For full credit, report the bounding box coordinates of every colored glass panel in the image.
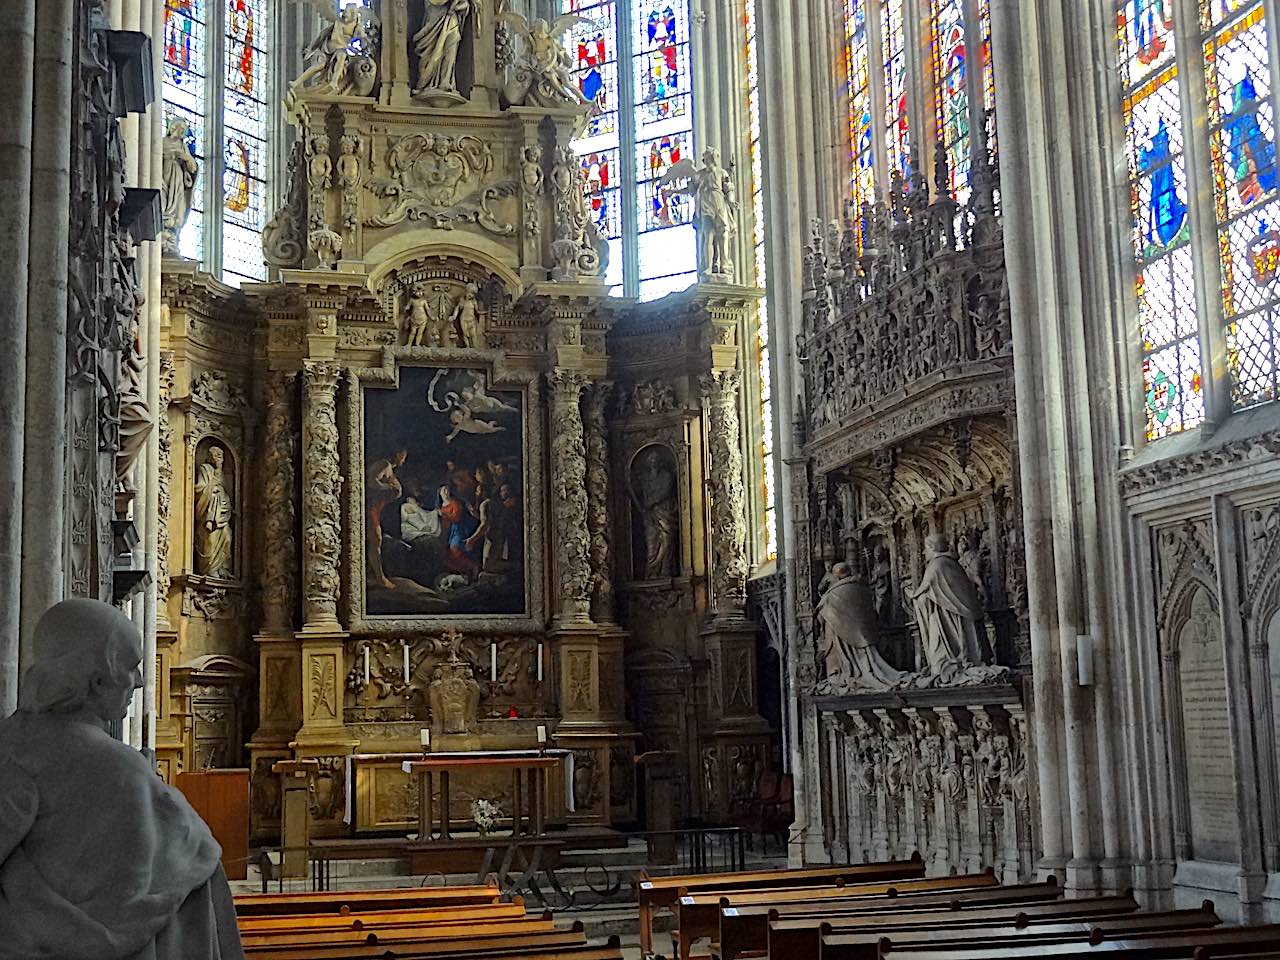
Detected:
[746,0,773,559]
[566,0,620,139]
[882,0,912,182]
[1204,1,1280,408]
[846,0,874,245]
[933,0,969,203]
[222,0,269,282]
[164,0,205,88]
[977,0,996,152]
[163,0,206,262]
[1119,0,1204,438]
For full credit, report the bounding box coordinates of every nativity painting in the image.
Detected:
[363,366,526,616]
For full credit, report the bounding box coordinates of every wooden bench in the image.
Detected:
[750,892,1135,960]
[243,920,587,959]
[817,906,1221,960]
[674,871,999,960]
[238,901,528,935]
[241,914,557,951]
[235,883,502,917]
[874,925,1280,960]
[638,858,925,959]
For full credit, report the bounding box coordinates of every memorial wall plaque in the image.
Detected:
[1177,588,1239,864]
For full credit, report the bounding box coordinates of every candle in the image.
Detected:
[363,646,370,686]
[402,641,410,683]
[536,642,544,683]
[536,724,547,745]
[490,642,497,682]
[420,728,431,750]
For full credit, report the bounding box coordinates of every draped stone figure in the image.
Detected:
[414,0,475,97]
[631,446,678,579]
[815,563,906,693]
[160,118,199,254]
[194,446,233,578]
[656,147,739,279]
[911,533,987,678]
[0,600,245,960]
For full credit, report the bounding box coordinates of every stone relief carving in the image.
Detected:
[260,372,298,632]
[429,633,482,737]
[701,370,748,614]
[309,756,347,822]
[114,313,153,487]
[191,370,248,413]
[629,444,679,580]
[657,147,739,280]
[572,748,602,810]
[263,140,309,269]
[550,147,604,280]
[548,370,593,619]
[193,443,234,579]
[365,134,514,235]
[566,650,593,712]
[520,144,544,238]
[584,382,616,620]
[156,353,175,619]
[302,362,344,623]
[160,116,199,254]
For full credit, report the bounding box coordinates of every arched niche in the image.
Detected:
[626,443,681,581]
[192,436,238,581]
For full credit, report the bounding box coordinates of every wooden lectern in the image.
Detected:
[272,759,319,879]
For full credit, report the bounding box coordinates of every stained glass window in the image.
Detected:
[932,0,969,202]
[565,0,698,299]
[161,0,271,285]
[746,0,774,559]
[1117,0,1205,438]
[846,0,875,244]
[882,0,913,182]
[1203,2,1280,409]
[162,0,206,261]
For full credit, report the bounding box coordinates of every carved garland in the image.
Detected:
[156,352,176,624]
[260,371,298,632]
[701,370,749,615]
[584,382,615,622]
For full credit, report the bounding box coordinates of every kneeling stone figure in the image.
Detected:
[0,599,245,960]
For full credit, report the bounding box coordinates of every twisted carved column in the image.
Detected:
[548,370,592,621]
[583,381,615,622]
[701,369,748,616]
[261,370,298,632]
[155,351,175,630]
[301,361,343,628]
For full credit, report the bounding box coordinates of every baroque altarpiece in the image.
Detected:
[793,137,1037,879]
[153,1,769,839]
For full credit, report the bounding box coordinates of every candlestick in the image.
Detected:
[363,646,370,686]
[420,728,431,751]
[402,641,410,683]
[536,724,547,745]
[490,641,497,682]
[536,642,543,683]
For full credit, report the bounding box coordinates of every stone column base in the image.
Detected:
[552,727,642,827]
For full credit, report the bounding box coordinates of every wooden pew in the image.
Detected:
[713,881,1071,960]
[875,925,1280,960]
[234,883,502,917]
[238,901,528,935]
[817,906,1221,960]
[675,871,999,960]
[638,858,925,959]
[242,919,588,959]
[241,914,557,951]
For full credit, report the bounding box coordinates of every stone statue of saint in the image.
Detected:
[160,117,199,254]
[414,0,475,97]
[656,147,739,279]
[0,599,245,959]
[194,445,233,578]
[631,447,677,579]
[815,562,906,693]
[911,533,987,677]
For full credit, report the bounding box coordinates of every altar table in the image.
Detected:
[402,751,570,842]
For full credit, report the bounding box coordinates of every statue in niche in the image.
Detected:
[911,534,998,682]
[871,544,892,619]
[630,445,678,580]
[160,117,199,254]
[449,282,484,348]
[657,147,739,279]
[955,533,988,609]
[292,4,379,99]
[0,600,245,958]
[194,444,233,578]
[814,562,905,693]
[414,0,475,99]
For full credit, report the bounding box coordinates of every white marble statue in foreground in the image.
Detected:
[0,599,245,960]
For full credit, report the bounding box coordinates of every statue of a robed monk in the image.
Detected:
[0,599,245,960]
[815,562,905,693]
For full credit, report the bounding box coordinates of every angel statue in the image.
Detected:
[498,11,590,108]
[290,2,380,101]
[656,146,739,280]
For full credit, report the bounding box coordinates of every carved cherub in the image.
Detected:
[292,2,380,98]
[337,135,362,189]
[404,284,432,347]
[450,282,483,348]
[499,11,589,107]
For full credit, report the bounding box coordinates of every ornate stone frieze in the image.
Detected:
[1119,429,1280,498]
[584,382,616,621]
[263,140,309,269]
[156,353,176,624]
[548,370,593,620]
[191,369,248,413]
[700,370,749,615]
[301,362,344,625]
[260,372,298,632]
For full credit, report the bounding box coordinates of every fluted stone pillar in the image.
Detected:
[0,0,36,715]
[548,369,592,623]
[700,369,749,617]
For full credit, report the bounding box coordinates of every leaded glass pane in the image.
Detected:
[882,0,912,182]
[163,0,206,263]
[222,0,269,282]
[846,0,874,244]
[932,0,969,203]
